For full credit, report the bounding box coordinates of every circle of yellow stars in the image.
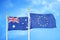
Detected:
[37,16,49,27]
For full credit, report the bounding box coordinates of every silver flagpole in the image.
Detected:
[6,12,8,40]
[28,8,30,40]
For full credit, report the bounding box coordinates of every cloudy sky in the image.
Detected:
[0,0,60,40]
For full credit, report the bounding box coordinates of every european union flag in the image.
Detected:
[30,13,56,28]
[8,17,28,31]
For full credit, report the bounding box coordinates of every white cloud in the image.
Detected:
[57,0,60,2]
[53,12,60,18]
[29,0,54,13]
[42,1,48,5]
[31,0,42,5]
[30,0,60,11]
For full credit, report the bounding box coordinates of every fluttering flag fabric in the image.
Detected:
[8,17,28,31]
[8,13,56,31]
[30,13,56,28]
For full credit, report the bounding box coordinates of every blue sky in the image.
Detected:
[0,0,60,40]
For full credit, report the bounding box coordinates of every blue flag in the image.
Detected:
[8,17,28,31]
[30,13,56,28]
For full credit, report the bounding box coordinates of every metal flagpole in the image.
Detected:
[6,12,8,40]
[28,8,30,40]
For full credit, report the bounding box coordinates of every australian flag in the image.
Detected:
[8,17,28,31]
[30,13,56,28]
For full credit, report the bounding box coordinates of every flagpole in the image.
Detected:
[28,8,30,40]
[6,12,8,40]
